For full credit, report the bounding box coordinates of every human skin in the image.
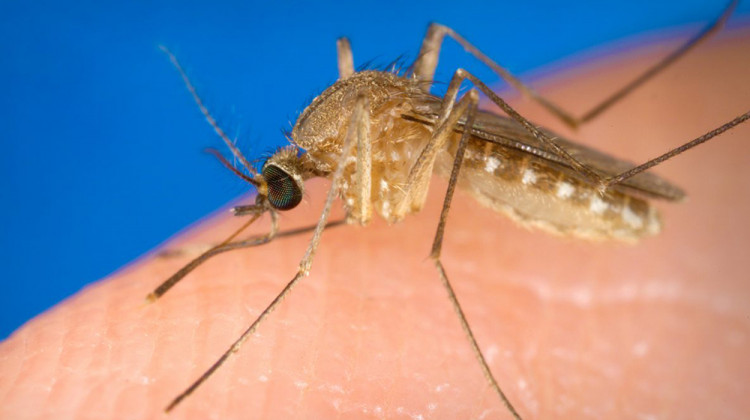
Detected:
[1,31,748,420]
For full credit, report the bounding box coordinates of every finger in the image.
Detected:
[1,32,748,420]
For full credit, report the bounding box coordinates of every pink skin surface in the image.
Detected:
[1,32,748,420]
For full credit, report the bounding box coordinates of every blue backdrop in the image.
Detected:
[2,1,748,338]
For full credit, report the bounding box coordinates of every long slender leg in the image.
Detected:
[394,81,524,417]
[391,81,523,417]
[395,71,480,216]
[164,95,370,412]
[412,22,577,128]
[604,110,750,187]
[412,1,737,129]
[438,107,524,420]
[352,86,373,224]
[337,37,372,222]
[157,219,346,259]
[412,85,521,420]
[147,209,278,302]
[337,37,355,79]
[299,94,369,273]
[578,0,737,124]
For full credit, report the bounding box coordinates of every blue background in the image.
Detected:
[2,1,748,338]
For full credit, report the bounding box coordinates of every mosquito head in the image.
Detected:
[258,146,305,211]
[205,145,306,212]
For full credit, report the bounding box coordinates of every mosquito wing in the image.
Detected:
[409,101,686,201]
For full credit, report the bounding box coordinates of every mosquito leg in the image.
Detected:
[604,110,750,188]
[427,87,524,419]
[156,216,345,260]
[156,243,215,259]
[412,1,737,129]
[578,0,738,124]
[352,87,373,224]
[413,22,578,128]
[396,82,523,417]
[146,210,278,302]
[299,94,369,272]
[164,95,369,412]
[395,70,481,216]
[337,37,355,79]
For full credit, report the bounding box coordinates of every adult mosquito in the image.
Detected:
[151,2,748,418]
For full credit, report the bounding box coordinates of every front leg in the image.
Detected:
[349,89,373,225]
[164,95,370,412]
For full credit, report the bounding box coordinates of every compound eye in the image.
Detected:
[262,164,302,210]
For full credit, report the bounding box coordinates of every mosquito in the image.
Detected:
[150,1,748,418]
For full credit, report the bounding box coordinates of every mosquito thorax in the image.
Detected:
[291,71,433,152]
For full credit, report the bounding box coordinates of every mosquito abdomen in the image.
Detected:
[438,137,662,241]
